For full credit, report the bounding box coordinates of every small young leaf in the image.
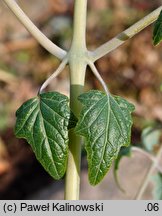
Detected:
[114,146,132,171]
[151,173,162,200]
[75,90,135,185]
[15,92,70,180]
[153,10,162,46]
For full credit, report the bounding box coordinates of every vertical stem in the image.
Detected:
[64,0,88,200]
[64,85,85,200]
[71,0,87,49]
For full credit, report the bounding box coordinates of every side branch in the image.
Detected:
[91,6,162,62]
[132,147,162,173]
[134,144,162,200]
[3,0,67,60]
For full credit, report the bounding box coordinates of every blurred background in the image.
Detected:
[0,0,162,200]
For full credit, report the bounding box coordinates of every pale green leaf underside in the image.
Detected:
[15,92,70,180]
[153,10,162,46]
[142,127,161,152]
[151,173,162,200]
[75,90,135,185]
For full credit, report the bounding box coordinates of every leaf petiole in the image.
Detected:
[88,61,109,95]
[39,58,68,94]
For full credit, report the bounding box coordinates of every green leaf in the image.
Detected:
[15,92,70,180]
[151,173,162,200]
[114,146,132,192]
[153,10,162,46]
[75,90,135,185]
[142,126,161,152]
[114,146,131,172]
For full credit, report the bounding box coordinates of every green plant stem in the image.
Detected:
[2,0,66,59]
[64,0,88,200]
[64,85,85,200]
[39,58,68,93]
[4,0,162,201]
[91,6,162,61]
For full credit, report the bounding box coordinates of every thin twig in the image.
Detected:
[91,6,162,61]
[132,147,162,173]
[88,61,109,95]
[134,144,162,200]
[39,58,68,94]
[2,0,67,60]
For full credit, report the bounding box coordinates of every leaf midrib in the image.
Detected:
[92,96,110,184]
[39,102,60,179]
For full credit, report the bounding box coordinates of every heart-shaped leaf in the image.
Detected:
[15,92,71,180]
[75,90,135,185]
